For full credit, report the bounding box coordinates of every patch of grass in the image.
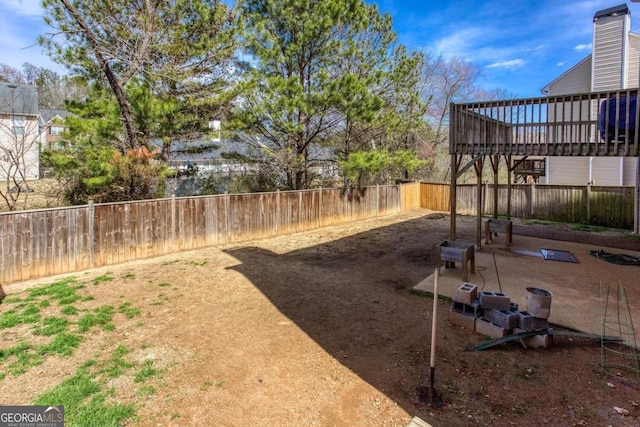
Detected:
[33,317,70,336]
[134,359,160,383]
[0,303,41,329]
[0,342,31,362]
[201,380,224,390]
[38,332,82,357]
[1,296,23,304]
[158,282,171,287]
[101,345,134,378]
[29,277,82,305]
[569,223,609,232]
[118,302,140,319]
[34,368,135,427]
[61,305,79,316]
[161,260,180,266]
[0,343,43,377]
[408,288,452,302]
[7,351,43,376]
[77,305,114,333]
[151,293,170,306]
[39,299,51,308]
[122,273,136,279]
[185,260,207,267]
[137,385,156,397]
[91,274,114,285]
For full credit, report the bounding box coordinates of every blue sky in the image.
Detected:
[3,0,640,98]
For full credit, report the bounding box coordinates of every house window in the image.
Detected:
[11,116,25,136]
[49,126,64,136]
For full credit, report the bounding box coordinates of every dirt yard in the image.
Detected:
[1,210,639,426]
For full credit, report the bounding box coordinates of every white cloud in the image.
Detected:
[574,43,592,51]
[486,59,525,69]
[430,28,484,59]
[557,61,566,67]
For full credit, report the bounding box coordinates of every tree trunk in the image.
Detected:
[60,0,139,150]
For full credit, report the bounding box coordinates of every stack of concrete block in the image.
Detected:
[448,282,481,331]
[448,285,552,348]
[476,291,517,339]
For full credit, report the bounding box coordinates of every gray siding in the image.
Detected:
[592,13,628,91]
[628,33,640,88]
[548,157,589,185]
[591,157,623,185]
[545,56,592,96]
[623,157,638,186]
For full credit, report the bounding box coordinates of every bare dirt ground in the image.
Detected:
[1,209,639,426]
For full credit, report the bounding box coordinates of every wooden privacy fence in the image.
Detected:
[1,184,420,284]
[419,182,635,229]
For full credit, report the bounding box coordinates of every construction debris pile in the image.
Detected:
[448,283,553,348]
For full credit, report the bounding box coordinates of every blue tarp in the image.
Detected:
[598,96,637,141]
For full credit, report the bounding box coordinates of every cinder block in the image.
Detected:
[448,307,477,331]
[483,309,518,329]
[516,311,549,330]
[475,318,509,339]
[452,300,482,317]
[514,328,553,348]
[454,282,478,304]
[478,291,511,311]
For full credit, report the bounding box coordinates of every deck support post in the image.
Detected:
[475,156,484,248]
[449,154,458,240]
[507,156,512,221]
[491,155,499,219]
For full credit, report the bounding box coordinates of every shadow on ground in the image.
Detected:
[224,213,479,418]
[224,213,640,422]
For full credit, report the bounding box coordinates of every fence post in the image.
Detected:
[171,194,176,251]
[319,187,323,227]
[88,200,94,268]
[225,192,231,243]
[530,183,536,218]
[586,184,592,224]
[376,184,380,216]
[276,189,280,236]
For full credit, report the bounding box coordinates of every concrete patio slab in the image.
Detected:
[414,234,640,342]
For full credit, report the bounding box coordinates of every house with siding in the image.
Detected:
[0,82,41,181]
[39,108,72,150]
[539,3,639,186]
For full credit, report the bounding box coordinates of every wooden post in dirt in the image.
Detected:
[492,155,499,219]
[449,154,457,240]
[475,157,484,248]
[507,156,512,221]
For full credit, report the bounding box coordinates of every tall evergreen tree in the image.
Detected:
[40,0,240,152]
[237,0,426,189]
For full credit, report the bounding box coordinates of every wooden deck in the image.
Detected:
[450,89,640,157]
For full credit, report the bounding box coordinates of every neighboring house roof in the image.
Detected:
[39,108,73,127]
[0,82,39,116]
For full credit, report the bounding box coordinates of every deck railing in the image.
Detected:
[450,89,640,157]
